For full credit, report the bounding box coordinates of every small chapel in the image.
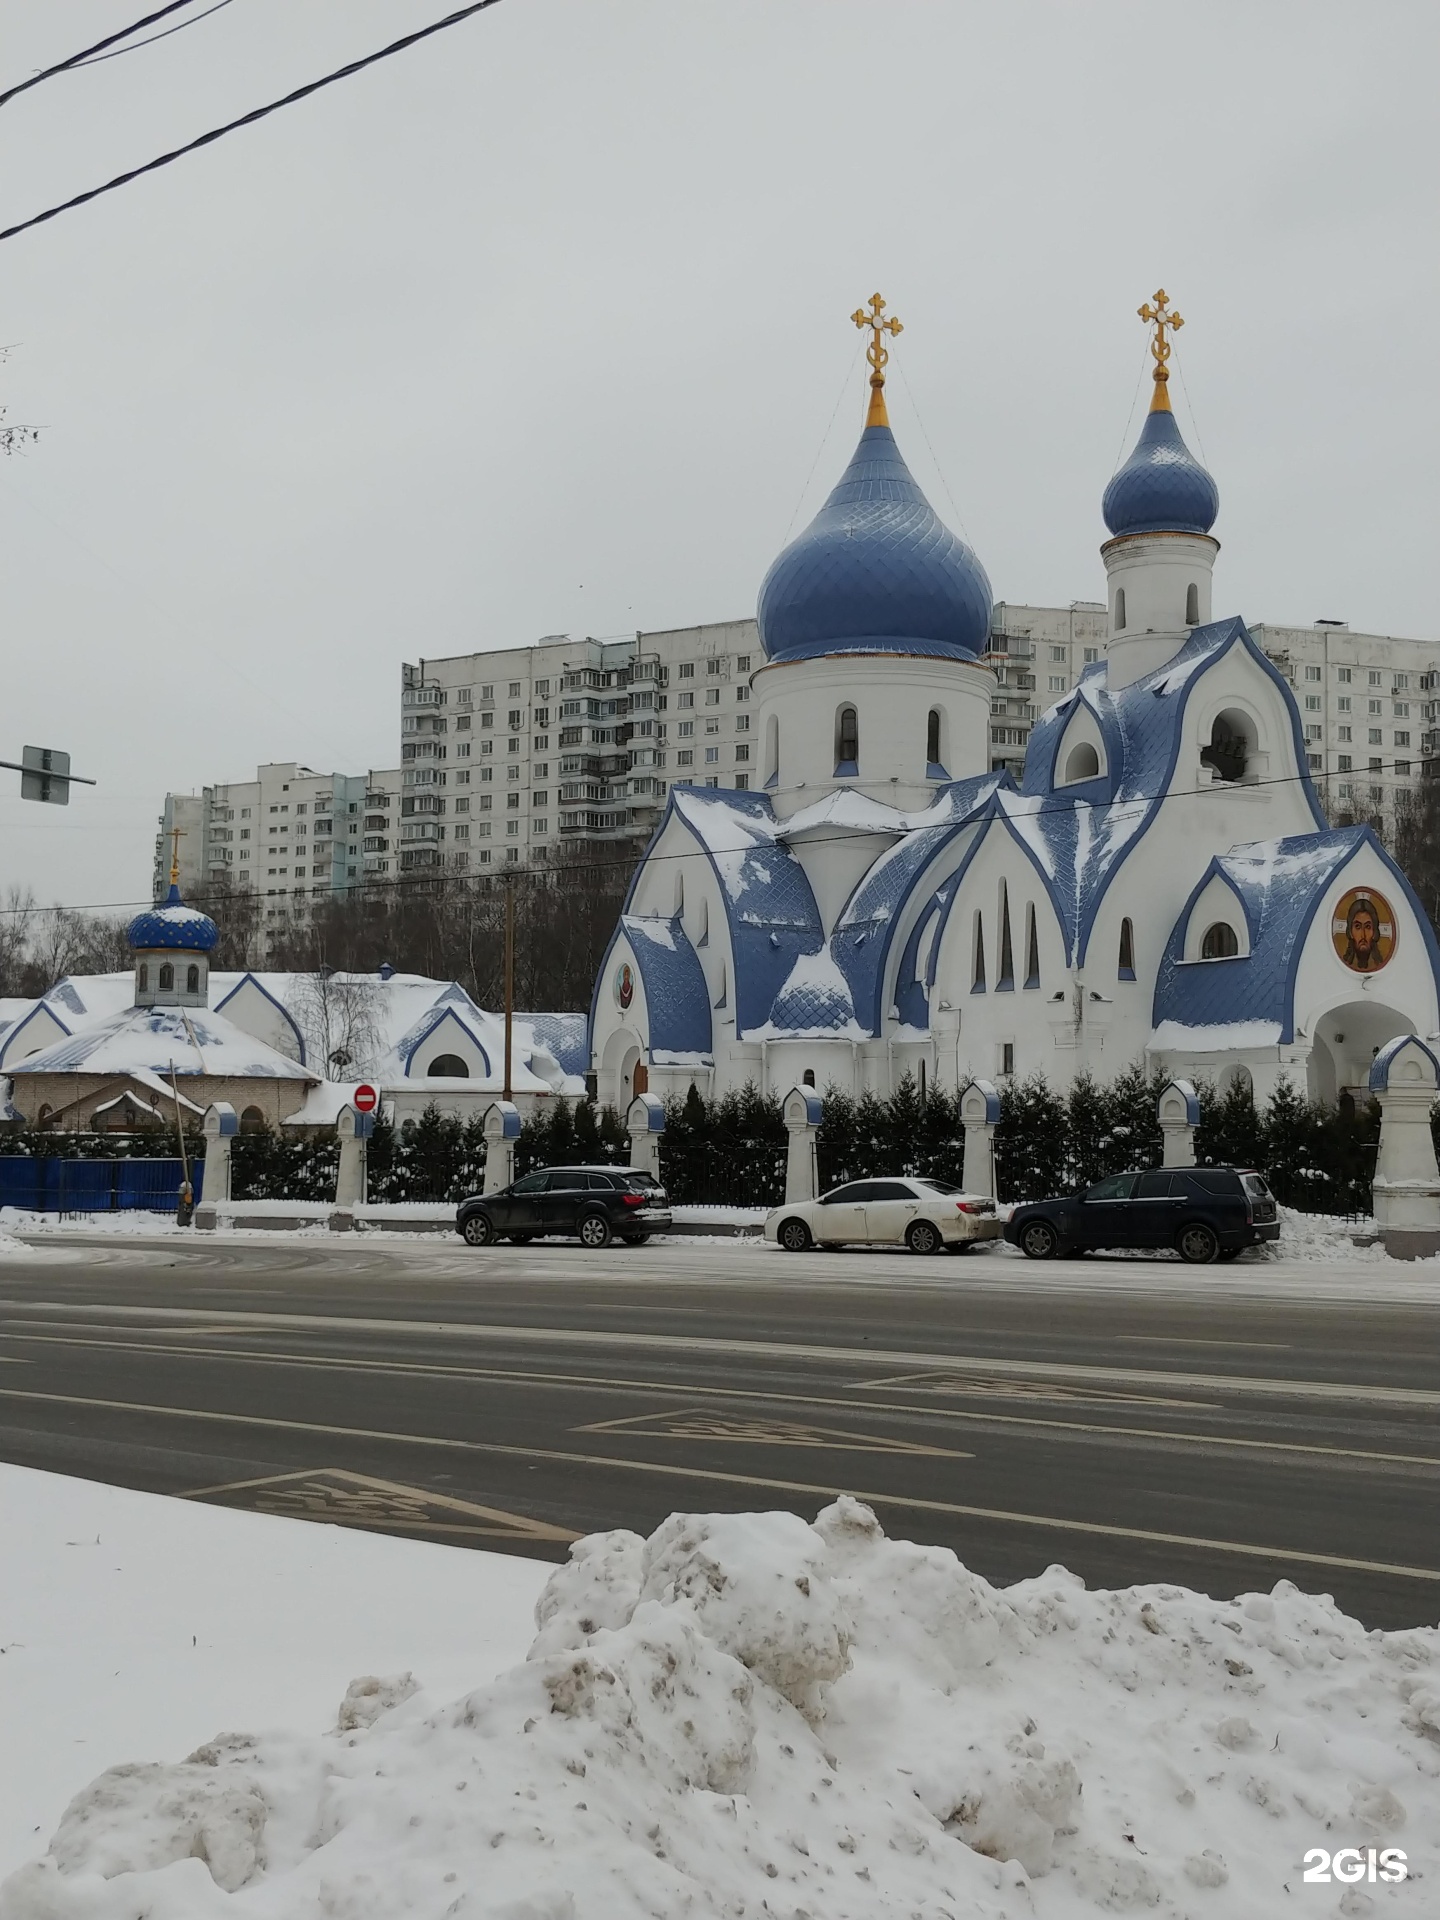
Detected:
[591,293,1440,1109]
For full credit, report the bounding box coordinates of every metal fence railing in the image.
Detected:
[0,1156,201,1213]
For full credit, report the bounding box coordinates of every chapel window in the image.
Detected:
[1119,917,1136,979]
[186,964,200,994]
[158,962,174,991]
[1114,588,1127,631]
[137,964,149,993]
[835,706,859,774]
[1201,922,1239,960]
[926,708,943,771]
[1185,582,1200,626]
[1024,903,1040,988]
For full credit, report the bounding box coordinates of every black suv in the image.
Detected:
[1005,1167,1279,1264]
[456,1165,672,1250]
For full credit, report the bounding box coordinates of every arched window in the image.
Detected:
[1024,902,1040,989]
[428,1053,469,1077]
[1114,587,1127,631]
[1201,710,1253,783]
[996,883,1015,990]
[186,964,200,994]
[36,1104,52,1129]
[137,963,149,994]
[1062,741,1100,784]
[158,962,174,991]
[1118,917,1136,979]
[1201,922,1239,960]
[918,1058,927,1103]
[972,911,986,992]
[835,706,859,774]
[802,1069,816,1087]
[926,708,943,772]
[1185,582,1200,626]
[240,1105,266,1133]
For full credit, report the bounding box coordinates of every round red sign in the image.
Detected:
[353,1083,379,1114]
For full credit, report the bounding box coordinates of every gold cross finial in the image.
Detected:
[851,292,903,427]
[167,824,186,888]
[1138,288,1184,412]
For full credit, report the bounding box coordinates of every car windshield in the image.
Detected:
[911,1178,965,1196]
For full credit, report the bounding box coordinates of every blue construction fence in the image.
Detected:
[0,1156,203,1214]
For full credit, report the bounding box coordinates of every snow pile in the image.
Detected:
[6,1502,1437,1919]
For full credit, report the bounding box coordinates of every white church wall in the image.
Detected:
[1102,531,1218,689]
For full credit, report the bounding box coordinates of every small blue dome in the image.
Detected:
[758,422,992,663]
[128,883,219,953]
[1102,403,1219,538]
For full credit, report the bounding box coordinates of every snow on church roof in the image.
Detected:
[10,1004,318,1080]
[620,914,713,1058]
[1151,827,1382,1047]
[1015,617,1325,966]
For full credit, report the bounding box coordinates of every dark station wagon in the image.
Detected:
[456,1165,672,1251]
[1005,1166,1280,1264]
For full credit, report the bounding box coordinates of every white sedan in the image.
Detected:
[765,1177,1003,1254]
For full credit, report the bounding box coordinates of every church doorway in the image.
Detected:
[1308,1001,1413,1105]
[632,1062,649,1096]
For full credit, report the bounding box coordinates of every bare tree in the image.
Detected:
[285,970,385,1080]
[0,885,37,996]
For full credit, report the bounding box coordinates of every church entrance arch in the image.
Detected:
[1307,1001,1413,1105]
[601,1026,645,1107]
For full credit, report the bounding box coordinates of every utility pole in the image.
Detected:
[502,869,515,1101]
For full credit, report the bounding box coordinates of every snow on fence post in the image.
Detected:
[626,1092,665,1180]
[1367,1036,1440,1259]
[194,1102,237,1229]
[332,1105,374,1225]
[958,1079,1000,1199]
[782,1086,823,1204]
[482,1101,521,1194]
[1158,1079,1200,1168]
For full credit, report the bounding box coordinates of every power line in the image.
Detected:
[70,1,238,71]
[0,0,506,245]
[0,2,202,109]
[1,751,1423,922]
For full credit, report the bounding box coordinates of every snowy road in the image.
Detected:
[1,1232,1437,1628]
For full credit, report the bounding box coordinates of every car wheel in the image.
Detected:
[1019,1219,1058,1260]
[906,1219,943,1256]
[461,1213,494,1247]
[621,1233,650,1245]
[1178,1221,1219,1264]
[577,1211,613,1250]
[778,1217,812,1252]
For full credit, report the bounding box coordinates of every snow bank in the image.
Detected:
[6,1499,1435,1918]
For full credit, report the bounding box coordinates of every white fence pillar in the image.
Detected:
[194,1102,237,1230]
[1158,1079,1200,1168]
[782,1086,823,1204]
[335,1105,374,1214]
[958,1079,1000,1199]
[1369,1036,1440,1259]
[483,1100,521,1193]
[627,1092,665,1180]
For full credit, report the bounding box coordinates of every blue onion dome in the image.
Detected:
[757,418,993,663]
[127,883,219,953]
[1102,392,1219,538]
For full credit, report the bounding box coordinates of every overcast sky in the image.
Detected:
[2,0,1436,914]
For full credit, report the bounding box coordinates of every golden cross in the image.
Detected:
[852,291,903,389]
[1138,288,1184,389]
[167,824,186,887]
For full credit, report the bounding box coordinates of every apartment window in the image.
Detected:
[269,804,279,814]
[705,688,721,706]
[508,709,523,729]
[533,736,549,752]
[506,821,519,837]
[508,738,520,754]
[508,682,521,698]
[531,790,548,807]
[678,691,694,709]
[1337,696,1351,713]
[479,685,493,700]
[456,715,471,731]
[1305,695,1321,711]
[481,767,493,782]
[736,655,750,671]
[454,797,471,814]
[507,792,521,809]
[1305,725,1322,742]
[1395,675,1410,691]
[1369,728,1383,745]
[705,717,720,735]
[1307,753,1322,771]
[735,685,749,702]
[1395,731,1411,747]
[456,743,471,759]
[240,807,251,818]
[479,795,492,812]
[1050,645,1066,661]
[1337,781,1352,799]
[1368,699,1383,715]
[1083,647,1099,663]
[735,714,750,733]
[240,828,250,840]
[1336,667,1352,683]
[707,658,722,676]
[455,770,471,786]
[1369,671,1382,687]
[677,749,694,766]
[734,774,749,791]
[534,819,549,835]
[678,662,695,679]
[1394,761,1412,776]
[735,744,750,763]
[705,747,720,764]
[1369,758,1383,772]
[453,824,470,841]
[1338,725,1352,742]
[480,712,493,728]
[1370,784,1385,804]
[481,740,493,755]
[1048,676,1065,692]
[678,720,695,738]
[1394,702,1410,718]
[535,763,549,778]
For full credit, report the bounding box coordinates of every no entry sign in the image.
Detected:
[353,1083,379,1115]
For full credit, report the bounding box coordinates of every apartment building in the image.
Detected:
[399,621,759,869]
[155,761,406,930]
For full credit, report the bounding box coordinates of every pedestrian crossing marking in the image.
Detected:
[856,1369,1213,1407]
[180,1467,578,1540]
[575,1409,966,1456]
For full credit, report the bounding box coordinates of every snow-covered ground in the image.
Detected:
[3,1472,1436,1917]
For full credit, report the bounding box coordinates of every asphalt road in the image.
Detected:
[1,1233,1437,1629]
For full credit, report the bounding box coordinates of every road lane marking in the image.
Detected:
[1,1383,1437,1584]
[180,1467,577,1541]
[858,1368,1215,1408]
[574,1410,967,1456]
[1112,1335,1291,1349]
[0,1298,1430,1406]
[5,1331,1438,1470]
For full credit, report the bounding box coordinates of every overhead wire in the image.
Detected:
[0,748,1423,921]
[0,0,507,245]
[69,1,238,70]
[0,1,201,108]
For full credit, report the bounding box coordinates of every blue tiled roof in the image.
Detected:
[1015,618,1326,966]
[127,884,219,953]
[757,422,992,663]
[395,998,493,1076]
[1152,828,1388,1044]
[621,915,712,1056]
[1102,403,1219,538]
[521,1012,590,1077]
